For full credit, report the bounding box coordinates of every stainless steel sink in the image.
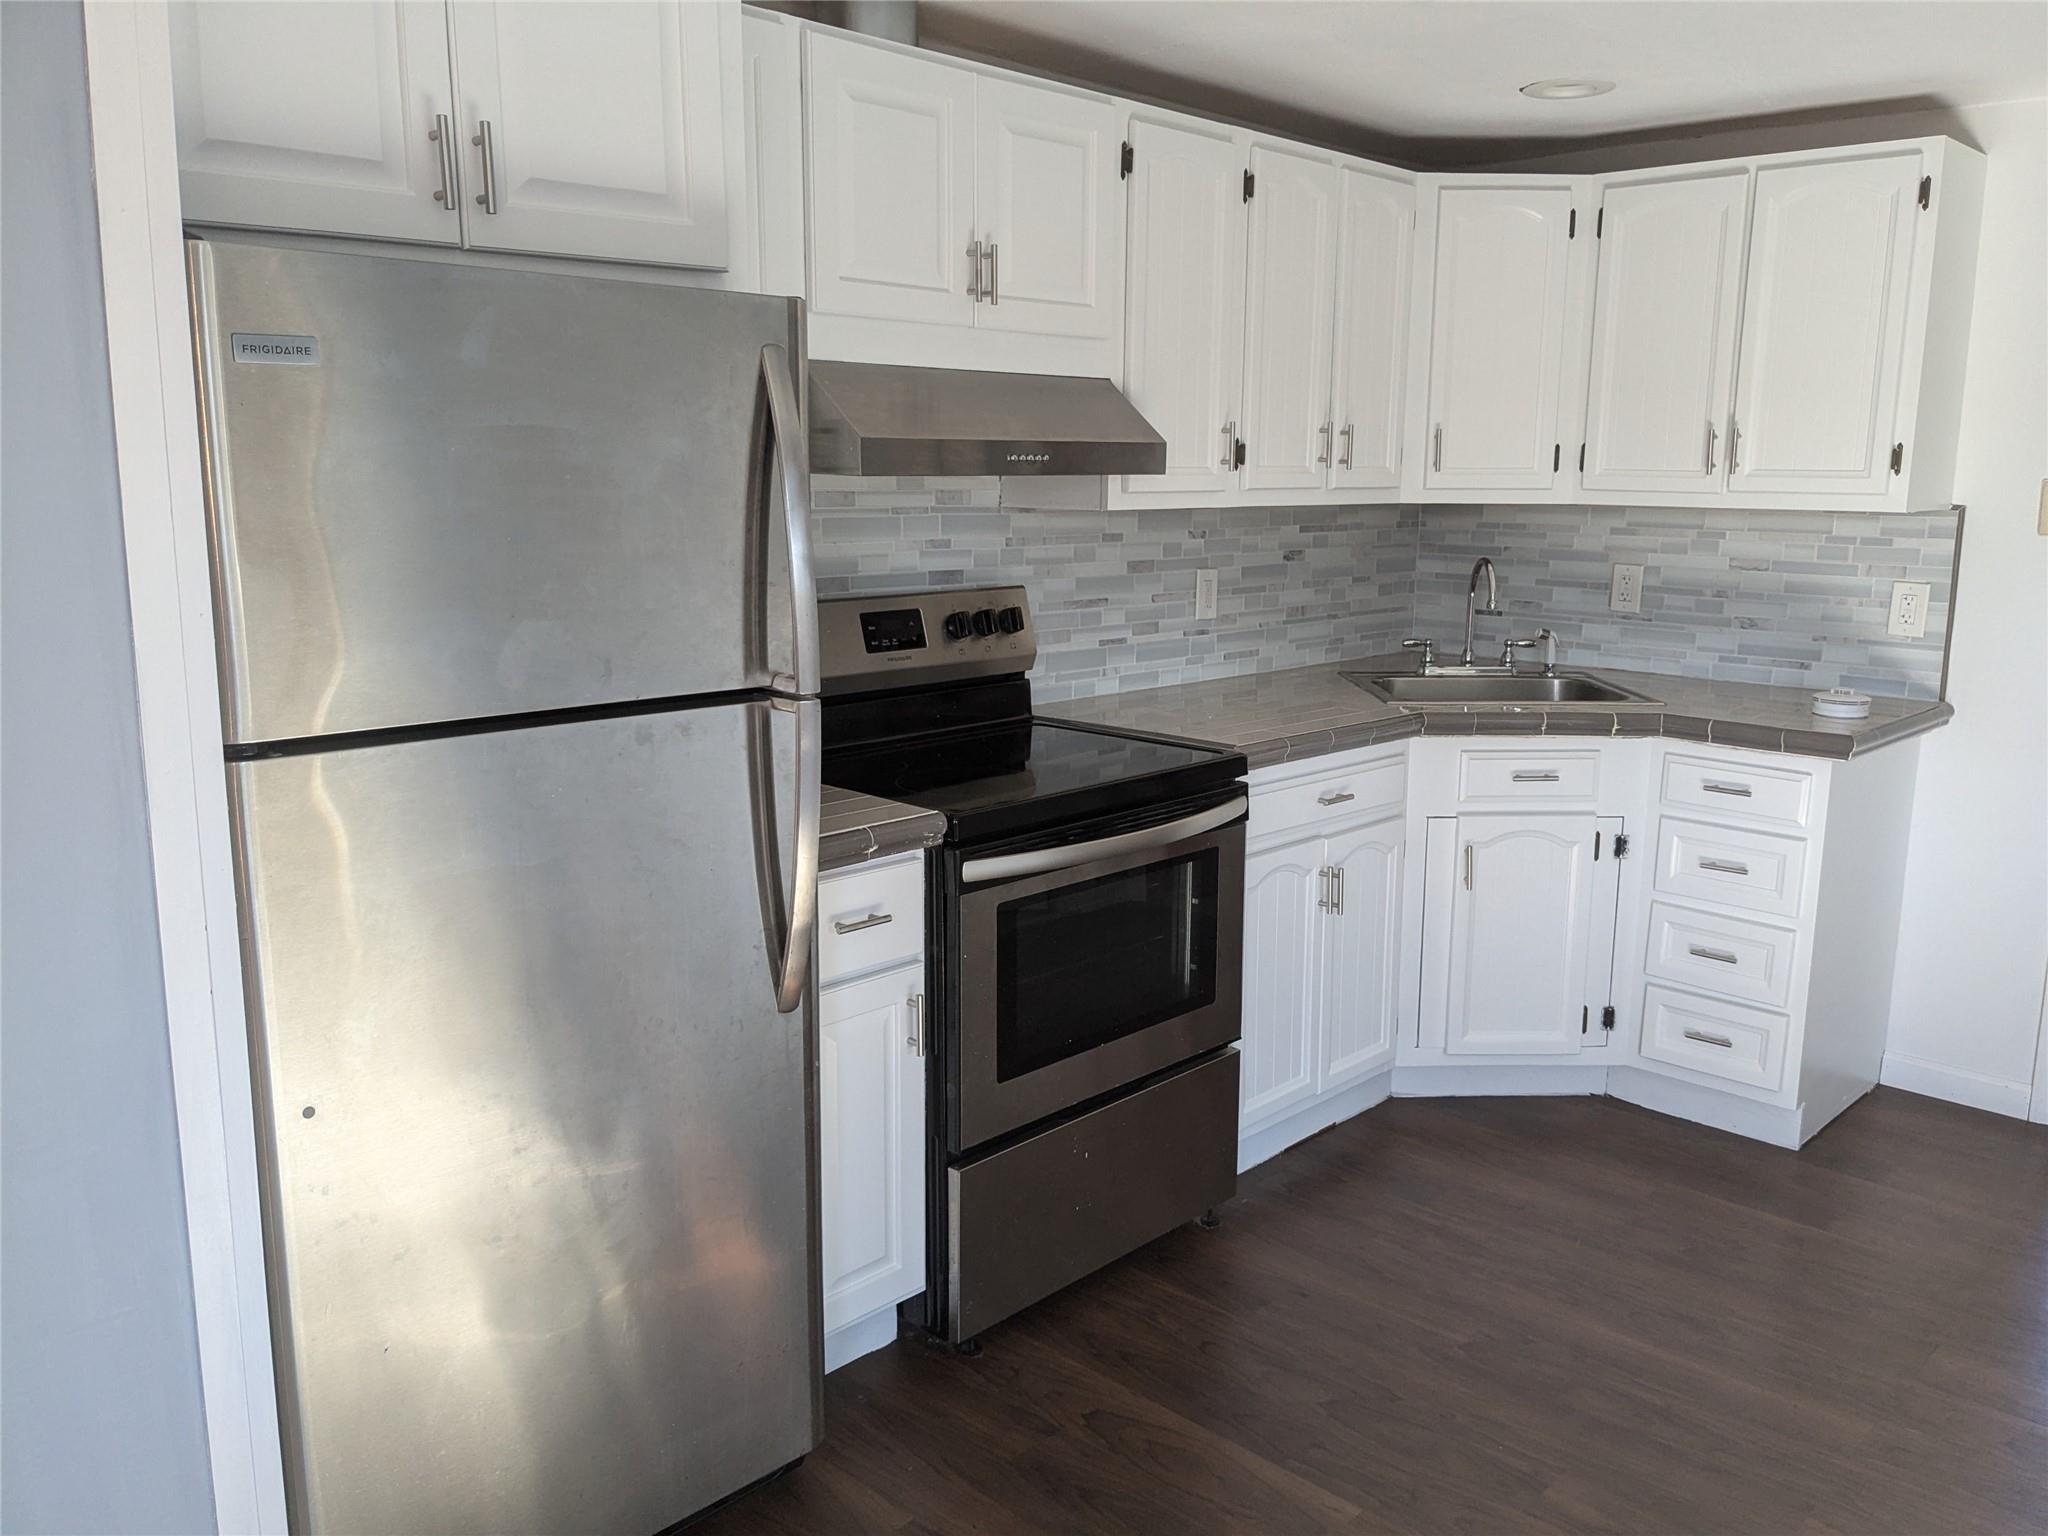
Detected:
[1341,670,1659,705]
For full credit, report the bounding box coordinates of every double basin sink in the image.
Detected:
[1341,668,1659,706]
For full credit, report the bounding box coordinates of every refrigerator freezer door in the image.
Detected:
[190,240,811,744]
[232,701,821,1533]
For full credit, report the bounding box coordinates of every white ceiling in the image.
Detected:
[919,1,2048,156]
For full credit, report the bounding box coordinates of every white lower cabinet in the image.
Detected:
[817,964,925,1338]
[1439,812,1596,1056]
[1239,750,1405,1166]
[814,855,927,1370]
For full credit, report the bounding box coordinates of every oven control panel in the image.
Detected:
[819,585,1035,695]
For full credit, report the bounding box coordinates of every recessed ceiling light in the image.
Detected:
[1519,79,1616,100]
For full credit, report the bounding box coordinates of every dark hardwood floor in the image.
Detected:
[703,1089,2048,1535]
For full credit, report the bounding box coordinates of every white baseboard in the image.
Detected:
[1879,1052,2033,1120]
[1606,1066,1804,1148]
[1392,1063,1609,1099]
[1238,1070,1392,1172]
[824,1305,902,1374]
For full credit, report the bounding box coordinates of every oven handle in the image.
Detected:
[960,795,1248,886]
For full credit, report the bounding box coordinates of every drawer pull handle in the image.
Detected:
[1511,771,1561,783]
[1318,790,1356,806]
[1699,858,1750,876]
[1689,945,1740,965]
[832,911,893,935]
[1702,781,1753,798]
[1683,1028,1735,1049]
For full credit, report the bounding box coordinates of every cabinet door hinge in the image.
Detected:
[1243,169,1256,202]
[1918,174,1932,210]
[1612,832,1630,859]
[1568,208,1577,238]
[1596,206,1604,237]
[1553,443,1561,472]
[1891,441,1905,475]
[1120,140,1134,179]
[1601,1004,1616,1033]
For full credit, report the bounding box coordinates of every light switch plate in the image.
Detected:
[1195,568,1218,621]
[1888,580,1931,639]
[1610,563,1644,615]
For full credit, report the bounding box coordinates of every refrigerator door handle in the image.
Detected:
[760,344,819,698]
[754,696,821,1013]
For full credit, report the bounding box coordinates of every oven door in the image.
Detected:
[954,794,1246,1151]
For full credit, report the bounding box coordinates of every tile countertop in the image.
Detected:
[820,784,947,872]
[1040,658,1953,771]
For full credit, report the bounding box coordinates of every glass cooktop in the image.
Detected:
[823,718,1243,841]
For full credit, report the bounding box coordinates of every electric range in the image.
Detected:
[820,586,1247,1347]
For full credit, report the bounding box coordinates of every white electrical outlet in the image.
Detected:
[1195,568,1218,621]
[1888,580,1931,639]
[1610,563,1645,615]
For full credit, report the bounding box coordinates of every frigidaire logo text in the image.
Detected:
[1006,452,1051,464]
[230,333,322,366]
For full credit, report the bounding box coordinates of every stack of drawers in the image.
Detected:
[1639,750,1818,1095]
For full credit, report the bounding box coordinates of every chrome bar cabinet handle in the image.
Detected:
[966,238,983,299]
[1683,1029,1734,1049]
[1433,423,1444,472]
[471,118,499,213]
[985,242,998,305]
[430,112,458,210]
[907,993,926,1057]
[1317,867,1333,913]
[1463,844,1474,890]
[1728,417,1741,472]
[1317,790,1356,807]
[1511,771,1560,783]
[1699,858,1750,876]
[1339,423,1355,468]
[1220,421,1236,468]
[1318,422,1332,465]
[832,912,893,936]
[1702,781,1753,798]
[1331,866,1344,915]
[1688,945,1740,966]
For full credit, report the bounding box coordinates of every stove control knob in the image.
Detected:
[943,610,973,641]
[996,606,1025,635]
[970,609,997,637]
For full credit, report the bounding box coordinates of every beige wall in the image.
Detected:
[1501,97,2048,1117]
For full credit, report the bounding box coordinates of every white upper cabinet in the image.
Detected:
[1119,116,1249,497]
[169,0,462,244]
[1581,170,1750,494]
[1442,812,1594,1056]
[974,78,1120,339]
[741,9,806,297]
[805,34,976,326]
[1328,168,1415,492]
[1239,144,1340,491]
[1726,150,1923,501]
[449,1,734,266]
[1416,182,1577,492]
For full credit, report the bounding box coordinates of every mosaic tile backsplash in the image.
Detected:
[812,477,1415,701]
[1412,505,1959,699]
[810,478,1960,703]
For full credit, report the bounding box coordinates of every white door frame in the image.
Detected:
[80,7,288,1531]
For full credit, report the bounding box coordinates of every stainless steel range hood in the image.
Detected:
[807,360,1167,477]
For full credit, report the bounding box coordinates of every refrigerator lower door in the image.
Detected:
[232,701,820,1534]
[189,239,811,745]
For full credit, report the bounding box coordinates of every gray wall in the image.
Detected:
[1,4,218,1532]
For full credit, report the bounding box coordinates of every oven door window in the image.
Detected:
[994,848,1220,1082]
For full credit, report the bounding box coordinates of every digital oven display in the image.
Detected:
[859,608,928,654]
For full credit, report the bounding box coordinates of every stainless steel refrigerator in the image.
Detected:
[188,239,823,1534]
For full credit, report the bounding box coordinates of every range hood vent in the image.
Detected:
[807,360,1167,478]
